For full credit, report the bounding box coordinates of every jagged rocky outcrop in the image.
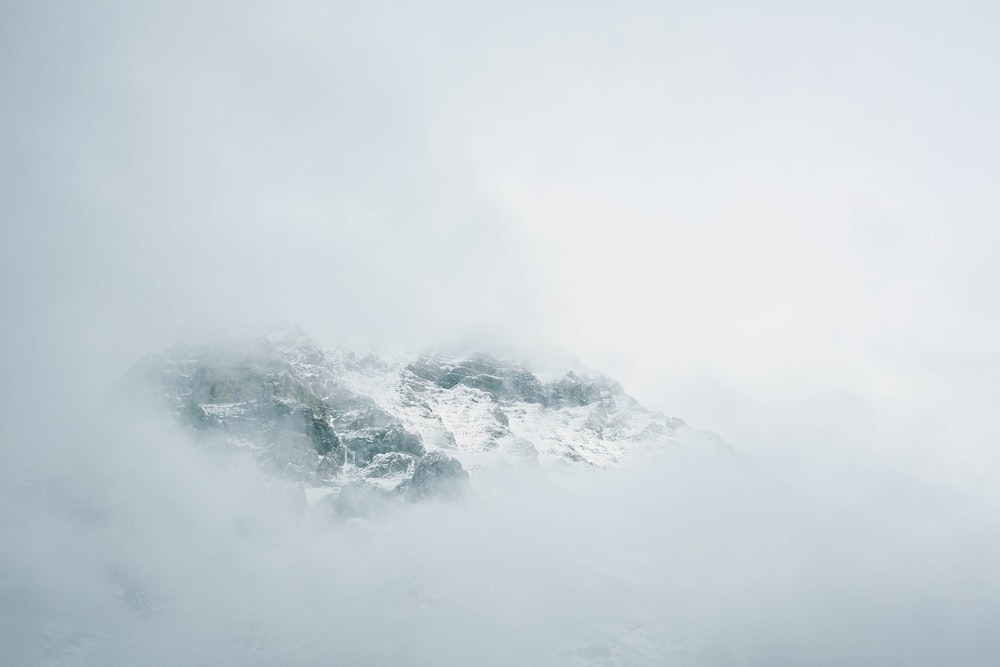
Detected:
[395,451,470,501]
[121,327,714,506]
[407,355,620,409]
[120,329,426,485]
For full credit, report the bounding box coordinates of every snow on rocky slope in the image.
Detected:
[121,326,725,503]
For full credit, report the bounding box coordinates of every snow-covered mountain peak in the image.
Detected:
[122,327,719,500]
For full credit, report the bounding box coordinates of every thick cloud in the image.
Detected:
[3,411,999,665]
[3,1,1000,664]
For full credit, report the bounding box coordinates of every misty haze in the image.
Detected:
[3,1,1000,666]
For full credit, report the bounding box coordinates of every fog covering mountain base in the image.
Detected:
[1,331,998,665]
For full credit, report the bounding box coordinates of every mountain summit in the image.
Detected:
[121,327,722,500]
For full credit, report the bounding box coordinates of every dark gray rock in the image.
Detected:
[406,354,623,409]
[119,332,424,483]
[361,452,417,478]
[395,451,469,501]
[339,424,424,465]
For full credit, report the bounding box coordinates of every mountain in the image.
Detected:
[121,326,724,504]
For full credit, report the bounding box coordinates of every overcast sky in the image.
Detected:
[5,4,1000,664]
[3,0,1000,491]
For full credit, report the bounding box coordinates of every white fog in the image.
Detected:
[2,1,1000,665]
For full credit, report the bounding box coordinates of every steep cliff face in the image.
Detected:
[121,329,432,485]
[121,327,714,499]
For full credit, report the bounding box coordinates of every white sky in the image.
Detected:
[3,0,999,490]
[4,5,1000,663]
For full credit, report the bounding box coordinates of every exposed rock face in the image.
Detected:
[395,452,470,501]
[390,353,694,470]
[361,452,417,479]
[121,326,716,501]
[120,329,425,484]
[406,355,620,409]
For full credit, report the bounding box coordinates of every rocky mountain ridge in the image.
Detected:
[122,327,722,503]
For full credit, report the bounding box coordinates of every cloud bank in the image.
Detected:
[3,1,1000,664]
